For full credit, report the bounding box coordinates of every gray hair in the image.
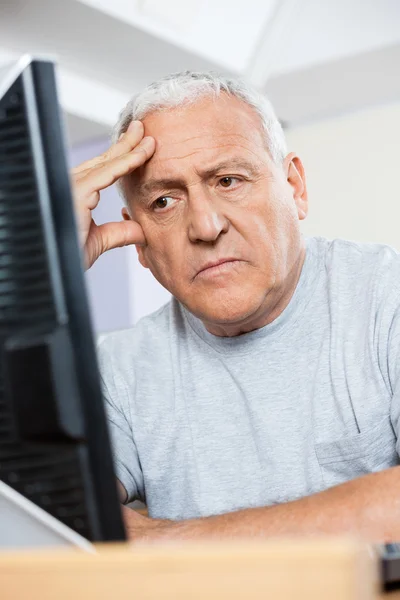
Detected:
[112,71,287,200]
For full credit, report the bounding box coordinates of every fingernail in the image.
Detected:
[128,120,141,132]
[141,136,154,148]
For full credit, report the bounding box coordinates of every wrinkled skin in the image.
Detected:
[123,94,308,336]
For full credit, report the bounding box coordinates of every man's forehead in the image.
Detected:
[149,135,261,168]
[129,96,267,191]
[142,94,264,147]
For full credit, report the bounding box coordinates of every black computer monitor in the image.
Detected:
[0,55,126,542]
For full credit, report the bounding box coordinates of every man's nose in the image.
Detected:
[187,188,229,243]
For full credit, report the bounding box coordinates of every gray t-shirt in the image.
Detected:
[97,236,400,520]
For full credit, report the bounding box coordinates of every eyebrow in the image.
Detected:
[137,158,259,196]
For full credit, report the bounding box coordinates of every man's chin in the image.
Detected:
[183,287,263,327]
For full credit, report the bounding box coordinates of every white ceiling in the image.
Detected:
[0,0,399,145]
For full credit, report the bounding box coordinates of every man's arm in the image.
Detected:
[123,466,400,542]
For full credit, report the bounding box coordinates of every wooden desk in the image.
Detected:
[0,538,380,600]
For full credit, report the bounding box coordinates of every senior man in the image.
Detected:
[73,72,400,542]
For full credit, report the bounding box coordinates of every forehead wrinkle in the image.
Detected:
[157,133,217,147]
[155,141,266,169]
[157,131,264,153]
[132,139,269,198]
[156,149,203,162]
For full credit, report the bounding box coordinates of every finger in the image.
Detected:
[71,121,145,175]
[112,120,146,158]
[77,137,156,206]
[97,219,146,253]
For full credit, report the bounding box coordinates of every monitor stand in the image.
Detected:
[0,481,95,551]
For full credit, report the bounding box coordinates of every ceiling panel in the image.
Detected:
[268,0,400,77]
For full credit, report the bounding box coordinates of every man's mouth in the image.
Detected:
[195,258,243,279]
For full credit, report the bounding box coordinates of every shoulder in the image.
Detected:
[98,300,172,354]
[96,298,184,382]
[311,236,400,290]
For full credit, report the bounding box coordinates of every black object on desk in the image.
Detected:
[0,55,126,543]
[380,543,400,591]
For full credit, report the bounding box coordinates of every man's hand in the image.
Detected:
[71,120,155,269]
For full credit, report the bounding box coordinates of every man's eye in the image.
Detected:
[153,196,173,210]
[219,177,239,188]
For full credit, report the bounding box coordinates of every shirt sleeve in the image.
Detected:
[97,340,144,504]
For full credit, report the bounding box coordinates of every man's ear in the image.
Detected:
[283,152,308,221]
[121,207,150,269]
[121,206,133,222]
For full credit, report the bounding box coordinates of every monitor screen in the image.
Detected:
[0,55,126,542]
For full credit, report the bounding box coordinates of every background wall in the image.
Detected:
[287,101,400,250]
